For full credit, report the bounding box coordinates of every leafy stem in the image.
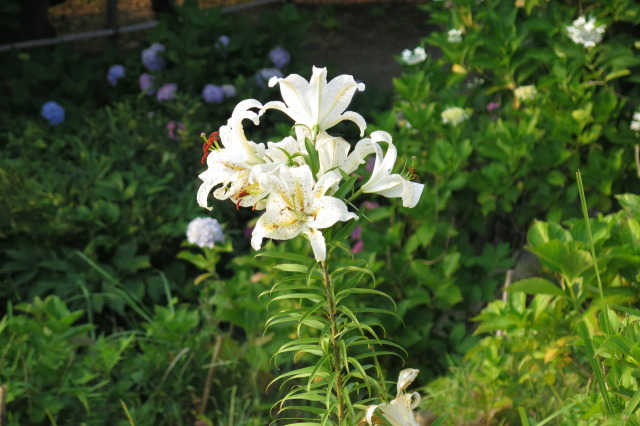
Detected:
[320,260,345,421]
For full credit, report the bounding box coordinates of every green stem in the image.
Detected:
[321,261,345,421]
[346,188,363,205]
[575,171,604,299]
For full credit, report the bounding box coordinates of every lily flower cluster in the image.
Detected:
[197,66,424,262]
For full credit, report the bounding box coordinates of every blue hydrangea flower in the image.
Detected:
[41,101,65,126]
[156,83,177,101]
[186,217,225,248]
[107,64,125,86]
[141,42,166,71]
[255,68,284,88]
[221,84,236,98]
[217,35,230,48]
[139,73,156,95]
[269,45,291,69]
[202,84,224,104]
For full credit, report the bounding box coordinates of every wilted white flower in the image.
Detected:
[514,85,537,101]
[187,217,225,248]
[364,368,421,426]
[567,16,606,48]
[447,29,463,43]
[441,107,469,126]
[401,47,427,65]
[631,111,640,132]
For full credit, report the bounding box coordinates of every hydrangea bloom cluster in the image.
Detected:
[107,64,125,87]
[631,111,640,132]
[166,121,186,140]
[197,66,424,261]
[441,107,468,126]
[269,45,291,69]
[221,84,236,98]
[202,84,225,104]
[141,42,166,71]
[186,217,225,248]
[255,68,284,87]
[139,73,156,95]
[41,101,65,126]
[567,16,606,48]
[401,47,427,65]
[447,29,463,43]
[156,83,177,101]
[217,35,230,48]
[514,85,537,101]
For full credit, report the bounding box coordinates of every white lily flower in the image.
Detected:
[197,100,272,210]
[364,368,421,426]
[360,131,424,208]
[251,165,357,261]
[261,66,367,136]
[219,99,266,165]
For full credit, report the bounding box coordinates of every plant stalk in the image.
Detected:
[321,261,345,421]
[199,334,224,416]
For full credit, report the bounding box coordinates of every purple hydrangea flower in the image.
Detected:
[166,121,186,140]
[202,84,224,104]
[217,35,230,48]
[221,84,236,98]
[255,68,284,88]
[141,42,166,72]
[486,102,500,112]
[186,217,225,248]
[156,83,177,101]
[139,73,156,95]
[107,64,125,86]
[41,101,65,126]
[269,45,291,69]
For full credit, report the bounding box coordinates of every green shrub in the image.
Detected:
[364,0,640,375]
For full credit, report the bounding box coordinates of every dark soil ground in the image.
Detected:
[47,0,433,92]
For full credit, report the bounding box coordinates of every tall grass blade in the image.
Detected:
[575,171,604,299]
[577,321,614,415]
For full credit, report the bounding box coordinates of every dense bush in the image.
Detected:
[362,0,640,376]
[423,192,640,423]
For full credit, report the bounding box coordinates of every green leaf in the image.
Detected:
[507,278,565,297]
[256,251,310,263]
[333,175,358,200]
[595,336,634,359]
[275,263,312,273]
[304,137,321,178]
[336,288,396,310]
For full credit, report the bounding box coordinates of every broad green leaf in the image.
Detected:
[507,278,564,297]
[595,336,634,359]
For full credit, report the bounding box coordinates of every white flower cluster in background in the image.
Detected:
[186,217,225,248]
[401,47,427,65]
[631,111,640,132]
[567,16,606,48]
[441,107,469,126]
[197,67,424,261]
[514,85,537,101]
[447,29,463,43]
